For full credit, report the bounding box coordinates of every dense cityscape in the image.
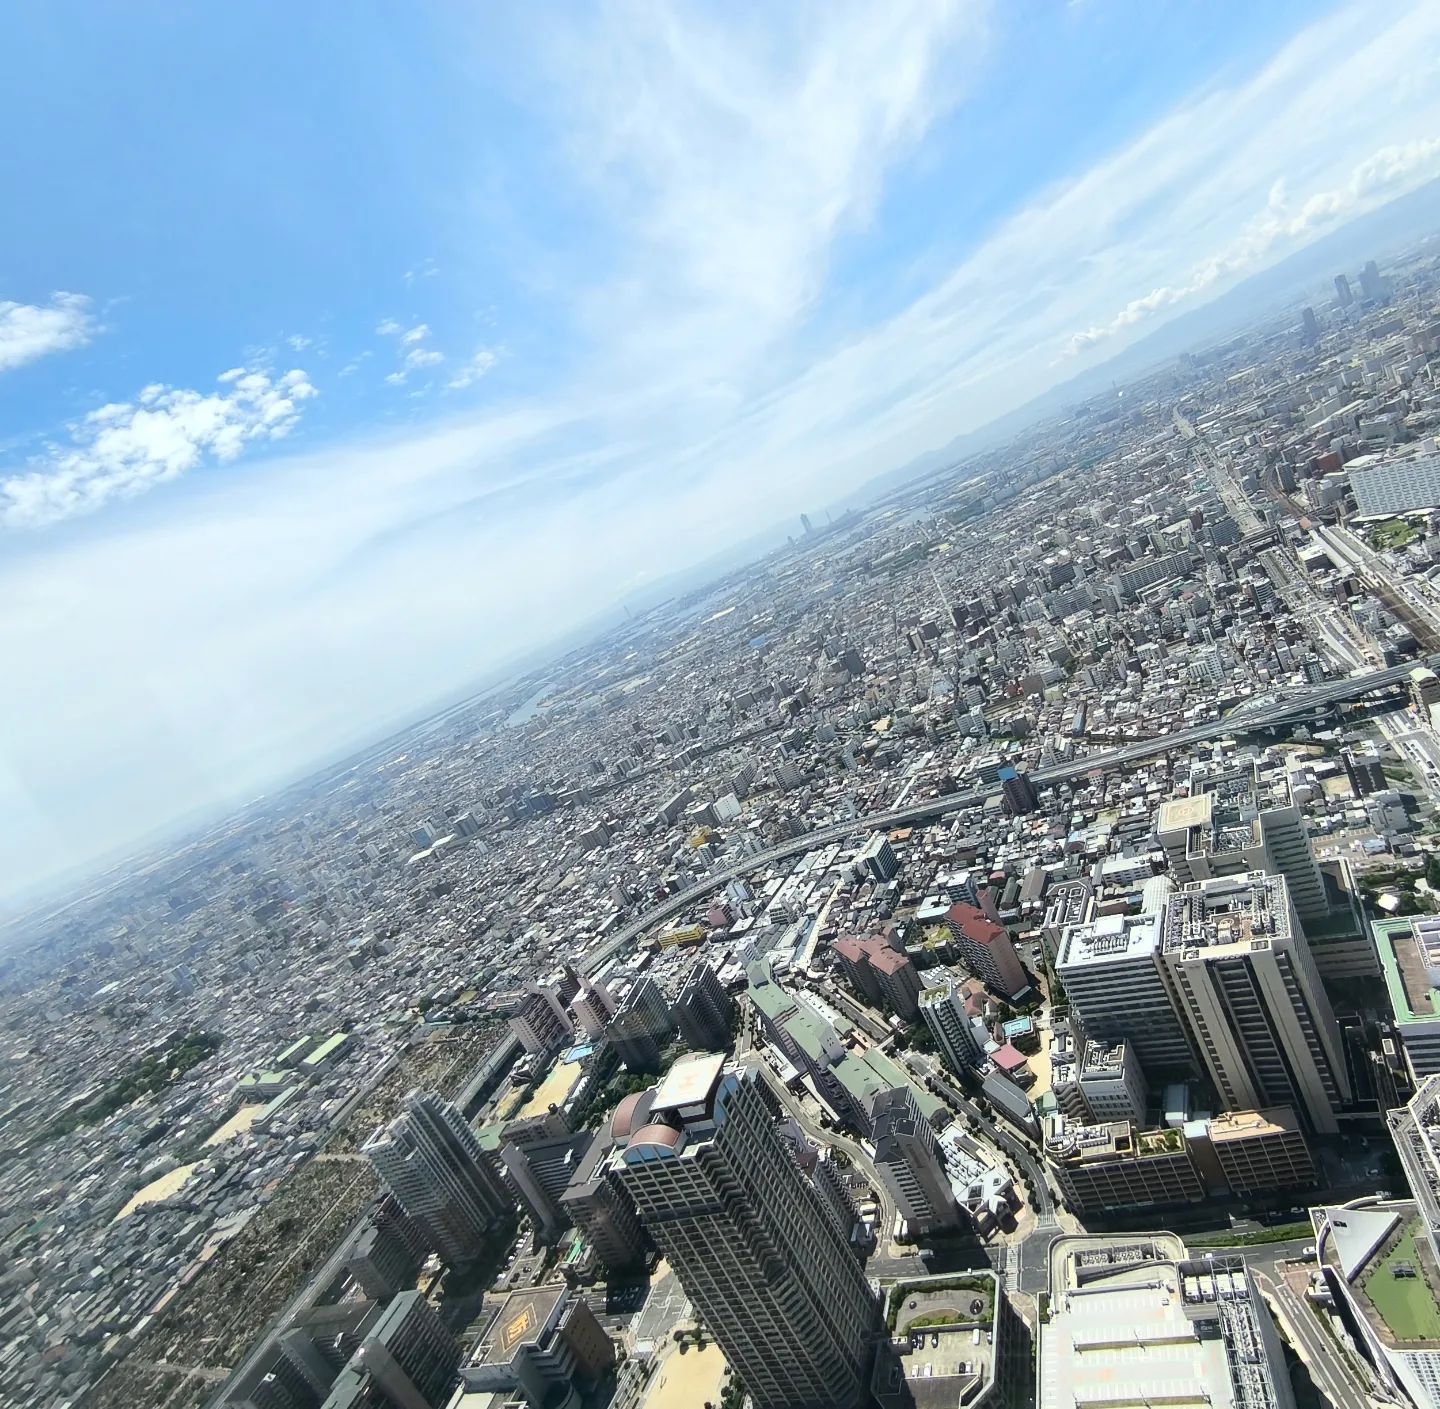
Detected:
[16,243,1440,1409]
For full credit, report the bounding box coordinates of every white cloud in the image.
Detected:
[375,318,403,336]
[286,333,312,351]
[384,370,407,386]
[405,346,444,370]
[1065,134,1440,355]
[0,291,96,373]
[0,367,316,529]
[399,323,430,346]
[446,347,500,390]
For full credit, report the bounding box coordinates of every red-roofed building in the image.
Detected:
[944,903,1028,1000]
[991,1042,1033,1086]
[833,933,921,1020]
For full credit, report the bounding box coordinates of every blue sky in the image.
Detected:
[4,0,1440,906]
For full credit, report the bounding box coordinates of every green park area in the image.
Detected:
[1369,518,1419,552]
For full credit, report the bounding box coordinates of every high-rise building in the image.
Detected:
[362,1091,513,1266]
[1075,1040,1147,1124]
[919,977,984,1075]
[509,985,572,1057]
[1056,912,1194,1073]
[498,1123,592,1239]
[943,903,1028,999]
[1360,258,1390,302]
[1301,305,1320,342]
[853,833,899,881]
[1188,1107,1315,1197]
[569,979,618,1039]
[613,1054,881,1409]
[322,1291,461,1409]
[1040,1234,1296,1409]
[670,961,735,1051]
[560,1097,652,1276]
[1335,272,1354,306]
[604,974,675,1072]
[1159,873,1351,1134]
[869,1086,959,1235]
[1156,762,1327,922]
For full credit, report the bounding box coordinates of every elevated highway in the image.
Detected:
[580,657,1440,973]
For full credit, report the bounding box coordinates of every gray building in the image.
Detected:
[1160,873,1351,1135]
[362,1091,513,1266]
[869,1087,959,1236]
[1057,912,1195,1074]
[613,1054,881,1409]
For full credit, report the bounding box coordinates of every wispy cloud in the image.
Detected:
[0,292,96,373]
[446,346,500,390]
[0,367,316,528]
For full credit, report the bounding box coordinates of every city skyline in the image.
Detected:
[6,2,1440,901]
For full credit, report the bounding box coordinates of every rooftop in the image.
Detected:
[1042,1236,1277,1409]
[1057,911,1163,968]
[472,1284,568,1365]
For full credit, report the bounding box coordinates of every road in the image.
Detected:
[580,658,1440,976]
[1255,1266,1372,1409]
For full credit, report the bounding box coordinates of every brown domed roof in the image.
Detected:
[628,1122,682,1150]
[610,1091,647,1141]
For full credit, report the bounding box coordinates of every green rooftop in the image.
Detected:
[1357,1212,1440,1345]
[1374,918,1440,1026]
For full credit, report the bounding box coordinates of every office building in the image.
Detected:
[1040,1235,1296,1409]
[669,961,734,1051]
[869,1086,959,1236]
[853,833,899,882]
[1160,873,1351,1134]
[1156,763,1326,921]
[1301,305,1320,341]
[461,1284,614,1408]
[1056,912,1194,1073]
[1335,272,1354,306]
[1190,1107,1315,1197]
[943,903,1028,999]
[362,1092,513,1266]
[919,976,984,1075]
[613,1054,881,1409]
[1043,1115,1204,1214]
[509,986,572,1058]
[1075,1040,1147,1124]
[604,975,675,1072]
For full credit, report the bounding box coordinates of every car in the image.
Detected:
[1301,1246,1316,1258]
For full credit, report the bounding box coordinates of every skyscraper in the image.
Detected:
[1159,873,1351,1134]
[613,1053,880,1409]
[362,1091,513,1265]
[1056,912,1195,1073]
[1334,272,1354,306]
